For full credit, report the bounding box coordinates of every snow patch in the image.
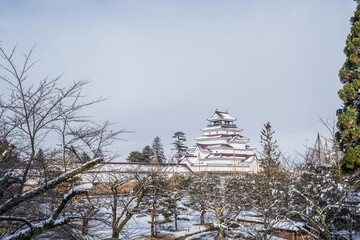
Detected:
[63,183,93,199]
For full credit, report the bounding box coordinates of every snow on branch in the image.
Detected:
[62,183,93,200]
[1,183,95,240]
[0,145,14,162]
[0,158,102,215]
[52,183,93,221]
[2,216,70,240]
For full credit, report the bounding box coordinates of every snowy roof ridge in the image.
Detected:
[207,109,237,122]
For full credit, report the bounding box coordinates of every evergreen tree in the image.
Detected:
[142,145,152,163]
[143,169,168,237]
[244,123,288,240]
[152,137,165,163]
[80,152,91,162]
[159,191,189,231]
[158,172,189,231]
[259,122,281,176]
[171,131,188,163]
[126,151,144,163]
[336,1,360,172]
[34,149,45,164]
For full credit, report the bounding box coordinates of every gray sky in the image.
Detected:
[0,0,356,162]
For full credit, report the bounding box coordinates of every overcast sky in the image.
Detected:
[0,0,356,162]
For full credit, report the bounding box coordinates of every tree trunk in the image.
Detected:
[82,218,89,235]
[218,228,224,240]
[200,210,205,224]
[20,149,35,193]
[112,229,119,239]
[112,186,118,239]
[117,188,146,233]
[175,212,178,231]
[151,195,157,237]
[216,215,224,240]
[263,218,268,240]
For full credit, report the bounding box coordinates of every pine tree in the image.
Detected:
[34,149,45,164]
[142,145,152,163]
[143,169,168,237]
[158,172,189,231]
[336,1,360,172]
[172,131,188,163]
[246,123,288,240]
[259,122,281,176]
[152,137,165,163]
[159,191,189,231]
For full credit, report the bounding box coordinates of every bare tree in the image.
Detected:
[204,174,244,240]
[52,88,105,172]
[0,45,98,190]
[187,174,213,225]
[0,147,103,239]
[0,44,124,239]
[73,120,124,160]
[243,170,290,240]
[289,162,358,240]
[101,171,149,239]
[318,114,344,175]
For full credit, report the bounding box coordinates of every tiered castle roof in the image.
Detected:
[180,110,259,173]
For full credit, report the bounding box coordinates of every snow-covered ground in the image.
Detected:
[88,202,360,240]
[89,205,212,239]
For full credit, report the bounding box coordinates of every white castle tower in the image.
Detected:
[180,110,259,173]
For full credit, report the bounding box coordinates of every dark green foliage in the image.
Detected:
[142,145,152,162]
[337,1,360,172]
[172,131,188,163]
[126,151,145,163]
[126,145,154,163]
[152,137,165,163]
[176,174,192,190]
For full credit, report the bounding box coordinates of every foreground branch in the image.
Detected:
[0,158,102,215]
[2,183,94,240]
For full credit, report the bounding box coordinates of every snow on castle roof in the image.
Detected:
[207,110,237,122]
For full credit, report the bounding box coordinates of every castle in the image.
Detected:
[178,110,260,173]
